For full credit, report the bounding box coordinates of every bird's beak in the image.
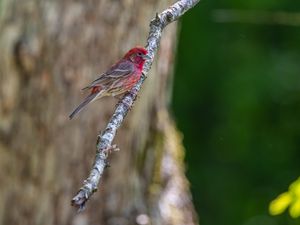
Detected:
[143,54,151,60]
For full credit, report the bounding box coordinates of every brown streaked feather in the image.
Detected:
[82,60,135,90]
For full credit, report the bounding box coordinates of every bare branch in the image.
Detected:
[71,0,200,211]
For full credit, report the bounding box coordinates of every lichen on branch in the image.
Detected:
[71,0,200,211]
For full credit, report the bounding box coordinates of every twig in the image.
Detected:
[71,0,200,211]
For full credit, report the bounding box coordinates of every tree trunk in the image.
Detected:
[0,1,198,225]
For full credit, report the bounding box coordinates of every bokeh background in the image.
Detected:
[0,1,197,224]
[1,0,300,224]
[172,1,300,225]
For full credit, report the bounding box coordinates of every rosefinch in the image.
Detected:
[69,47,150,119]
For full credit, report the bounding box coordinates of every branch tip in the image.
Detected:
[71,190,88,212]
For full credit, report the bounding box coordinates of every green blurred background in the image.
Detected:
[172,1,300,225]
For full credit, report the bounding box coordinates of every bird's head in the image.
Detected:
[123,47,150,65]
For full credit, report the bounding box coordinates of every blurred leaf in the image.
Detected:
[289,199,300,218]
[289,177,300,197]
[269,177,300,218]
[269,192,292,215]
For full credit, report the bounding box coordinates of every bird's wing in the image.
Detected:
[82,60,135,90]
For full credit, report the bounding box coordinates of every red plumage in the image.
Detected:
[69,47,150,119]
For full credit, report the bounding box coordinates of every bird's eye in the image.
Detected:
[137,52,142,56]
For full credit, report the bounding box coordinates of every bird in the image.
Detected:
[69,47,150,119]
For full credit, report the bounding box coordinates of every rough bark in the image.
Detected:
[0,0,198,225]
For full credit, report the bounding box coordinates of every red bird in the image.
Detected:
[69,47,150,119]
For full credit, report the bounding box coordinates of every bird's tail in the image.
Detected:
[69,93,98,119]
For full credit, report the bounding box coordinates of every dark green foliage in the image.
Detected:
[172,0,300,224]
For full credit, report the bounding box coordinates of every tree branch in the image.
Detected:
[71,0,200,211]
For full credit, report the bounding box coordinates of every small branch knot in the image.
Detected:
[150,12,161,27]
[155,12,160,21]
[103,144,120,155]
[166,11,173,22]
